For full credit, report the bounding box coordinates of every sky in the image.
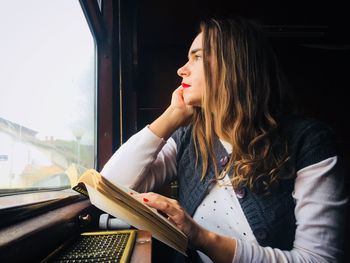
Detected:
[0,0,95,145]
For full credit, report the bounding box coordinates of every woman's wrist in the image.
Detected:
[149,106,191,140]
[197,227,220,253]
[196,227,236,263]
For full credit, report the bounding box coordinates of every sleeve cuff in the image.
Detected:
[232,239,242,263]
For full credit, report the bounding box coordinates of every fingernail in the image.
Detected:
[143,198,149,202]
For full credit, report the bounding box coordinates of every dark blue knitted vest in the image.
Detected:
[171,116,337,251]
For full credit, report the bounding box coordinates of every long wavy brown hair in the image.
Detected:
[192,18,295,193]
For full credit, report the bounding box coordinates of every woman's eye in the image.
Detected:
[194,55,202,60]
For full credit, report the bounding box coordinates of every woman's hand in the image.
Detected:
[134,192,205,249]
[169,86,194,125]
[149,86,194,140]
[134,192,237,263]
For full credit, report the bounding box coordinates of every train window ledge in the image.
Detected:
[0,190,85,228]
[0,197,99,262]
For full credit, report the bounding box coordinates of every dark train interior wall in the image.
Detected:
[127,0,349,155]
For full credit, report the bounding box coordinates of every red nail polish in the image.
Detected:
[143,198,149,202]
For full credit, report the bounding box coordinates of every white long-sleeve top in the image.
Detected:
[101,126,348,263]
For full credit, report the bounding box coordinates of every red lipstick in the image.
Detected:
[182,83,191,88]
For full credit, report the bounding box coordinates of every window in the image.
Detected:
[0,0,96,194]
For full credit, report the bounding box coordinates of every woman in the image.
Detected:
[101,17,347,262]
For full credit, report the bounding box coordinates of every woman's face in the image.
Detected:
[177,33,205,107]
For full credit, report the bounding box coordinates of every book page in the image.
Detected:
[74,169,188,256]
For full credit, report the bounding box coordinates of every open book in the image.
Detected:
[72,169,188,256]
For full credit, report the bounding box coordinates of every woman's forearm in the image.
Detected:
[100,126,175,190]
[149,106,190,140]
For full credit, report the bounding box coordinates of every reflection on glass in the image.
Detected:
[0,0,96,191]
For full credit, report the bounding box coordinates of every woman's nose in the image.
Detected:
[177,63,189,77]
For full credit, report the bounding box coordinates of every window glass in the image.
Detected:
[0,0,96,192]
